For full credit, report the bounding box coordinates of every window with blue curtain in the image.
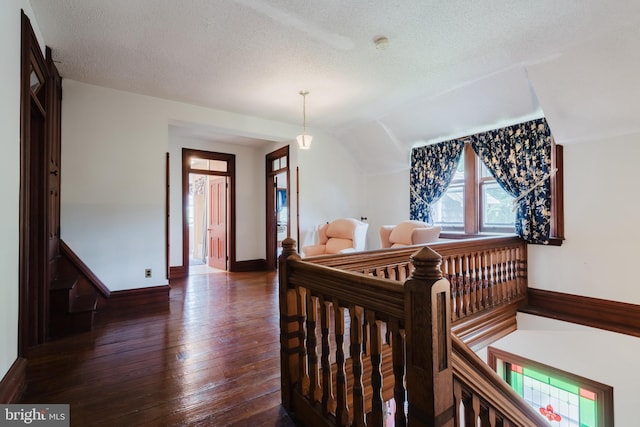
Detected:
[410,140,464,224]
[470,118,553,243]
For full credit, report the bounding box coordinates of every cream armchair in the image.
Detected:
[302,218,369,257]
[379,220,442,248]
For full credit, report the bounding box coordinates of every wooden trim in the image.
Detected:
[550,143,564,240]
[168,266,187,279]
[181,149,236,272]
[165,152,170,279]
[265,146,290,271]
[523,288,640,337]
[231,259,268,272]
[105,285,170,312]
[452,299,524,351]
[60,240,110,298]
[0,358,27,404]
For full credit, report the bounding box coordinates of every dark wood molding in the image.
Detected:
[231,259,268,272]
[104,285,171,313]
[265,146,290,271]
[0,358,27,404]
[181,149,236,272]
[60,240,110,298]
[523,288,640,337]
[165,152,170,280]
[168,266,187,279]
[452,299,523,351]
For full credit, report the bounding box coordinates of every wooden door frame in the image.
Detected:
[265,146,290,270]
[181,149,235,273]
[19,11,51,355]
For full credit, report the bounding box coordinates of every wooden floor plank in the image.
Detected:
[20,271,296,427]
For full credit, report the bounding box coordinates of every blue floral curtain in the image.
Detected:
[469,118,552,243]
[410,140,464,223]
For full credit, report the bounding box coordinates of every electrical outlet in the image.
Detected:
[145,268,152,278]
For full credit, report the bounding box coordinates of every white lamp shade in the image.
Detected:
[296,134,312,150]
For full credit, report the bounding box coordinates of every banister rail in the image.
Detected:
[279,236,545,427]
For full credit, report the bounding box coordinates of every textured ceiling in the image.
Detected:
[29,0,640,172]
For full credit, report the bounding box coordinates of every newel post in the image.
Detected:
[278,237,302,410]
[404,247,454,427]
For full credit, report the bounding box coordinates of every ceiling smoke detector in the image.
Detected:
[374,36,389,50]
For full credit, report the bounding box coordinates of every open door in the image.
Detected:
[266,146,290,270]
[208,176,227,270]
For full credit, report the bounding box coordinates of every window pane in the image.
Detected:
[190,157,227,172]
[481,182,515,229]
[433,184,464,228]
[208,160,227,172]
[452,151,465,181]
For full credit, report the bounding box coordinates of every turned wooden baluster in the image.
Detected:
[448,256,461,321]
[462,253,472,316]
[453,380,463,427]
[334,301,349,426]
[481,250,492,307]
[305,293,322,403]
[349,305,366,427]
[489,249,504,305]
[473,251,484,311]
[297,287,310,396]
[321,298,336,414]
[509,246,517,298]
[458,254,466,316]
[498,247,507,300]
[390,319,407,427]
[366,310,384,427]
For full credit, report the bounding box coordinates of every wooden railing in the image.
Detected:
[279,236,545,426]
[303,236,528,349]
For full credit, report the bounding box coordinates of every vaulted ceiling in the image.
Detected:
[30,0,640,173]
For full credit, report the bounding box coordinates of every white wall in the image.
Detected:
[486,313,640,425]
[297,131,367,249]
[528,133,640,305]
[362,170,410,250]
[0,0,45,385]
[62,80,365,288]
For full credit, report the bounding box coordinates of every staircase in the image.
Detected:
[49,241,109,338]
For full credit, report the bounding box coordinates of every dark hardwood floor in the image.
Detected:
[20,270,297,427]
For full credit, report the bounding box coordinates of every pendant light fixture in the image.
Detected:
[296,90,312,150]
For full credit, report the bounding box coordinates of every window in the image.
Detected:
[431,139,564,243]
[433,143,516,234]
[432,152,465,230]
[488,347,613,427]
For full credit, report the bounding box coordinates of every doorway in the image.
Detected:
[19,12,63,352]
[182,149,235,274]
[266,146,290,270]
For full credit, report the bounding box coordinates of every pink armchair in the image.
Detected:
[379,220,441,248]
[302,218,369,257]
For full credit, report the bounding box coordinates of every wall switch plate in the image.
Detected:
[145,268,152,278]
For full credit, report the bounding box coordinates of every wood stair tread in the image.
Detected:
[69,293,98,314]
[50,274,80,291]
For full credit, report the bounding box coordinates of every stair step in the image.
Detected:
[70,293,98,314]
